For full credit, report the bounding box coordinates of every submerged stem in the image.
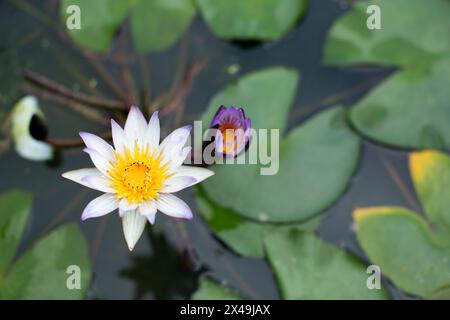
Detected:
[24,70,126,110]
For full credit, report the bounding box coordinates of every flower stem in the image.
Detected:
[24,70,126,110]
[45,131,112,148]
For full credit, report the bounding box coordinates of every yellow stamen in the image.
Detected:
[108,144,171,204]
[221,126,245,154]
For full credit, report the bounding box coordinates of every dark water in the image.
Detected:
[0,0,416,299]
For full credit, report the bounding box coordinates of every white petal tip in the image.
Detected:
[122,210,147,253]
[182,124,193,132]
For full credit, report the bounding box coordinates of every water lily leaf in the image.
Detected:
[60,0,195,53]
[0,190,32,274]
[60,0,129,52]
[195,186,320,257]
[410,151,450,232]
[196,0,307,41]
[0,223,91,299]
[202,67,360,222]
[130,0,196,53]
[323,0,450,149]
[353,150,450,298]
[264,229,390,299]
[354,207,450,298]
[192,277,243,300]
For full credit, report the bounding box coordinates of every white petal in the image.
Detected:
[84,148,111,176]
[147,212,156,224]
[119,198,138,212]
[144,111,160,151]
[124,106,147,147]
[15,136,53,161]
[81,193,118,220]
[79,131,114,162]
[139,200,157,216]
[122,209,147,251]
[160,176,196,193]
[174,166,215,186]
[158,125,191,155]
[10,96,53,161]
[170,146,192,169]
[156,193,192,219]
[82,175,115,193]
[111,119,128,153]
[62,168,103,188]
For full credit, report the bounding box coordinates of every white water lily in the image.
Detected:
[11,96,53,161]
[62,106,214,250]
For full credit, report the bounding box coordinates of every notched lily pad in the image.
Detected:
[195,186,320,257]
[324,0,450,149]
[0,190,91,299]
[353,151,450,298]
[202,67,360,222]
[0,190,32,274]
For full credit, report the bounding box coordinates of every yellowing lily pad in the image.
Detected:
[264,229,390,299]
[324,0,450,149]
[201,67,360,222]
[353,151,450,298]
[410,151,450,232]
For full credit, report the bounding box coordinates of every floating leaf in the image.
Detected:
[323,0,450,149]
[60,0,129,52]
[202,67,360,222]
[410,151,450,232]
[264,229,390,299]
[60,0,195,53]
[0,190,32,274]
[130,0,196,53]
[195,186,320,257]
[354,207,450,298]
[353,151,450,298]
[192,277,243,300]
[196,0,307,41]
[0,223,91,299]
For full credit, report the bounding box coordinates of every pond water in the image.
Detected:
[0,0,416,299]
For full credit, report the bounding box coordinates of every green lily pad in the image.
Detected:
[192,277,243,300]
[195,186,321,257]
[264,229,390,299]
[201,67,360,222]
[196,0,308,41]
[0,223,91,299]
[0,190,32,274]
[323,0,450,149]
[353,151,450,298]
[60,0,129,52]
[130,0,196,52]
[60,0,195,53]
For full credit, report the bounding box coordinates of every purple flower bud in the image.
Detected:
[210,105,251,158]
